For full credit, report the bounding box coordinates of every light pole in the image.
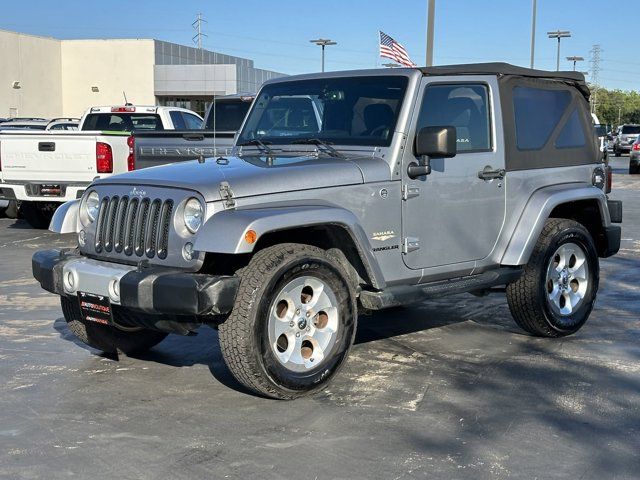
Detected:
[530,0,537,68]
[426,0,436,66]
[547,30,571,71]
[309,38,337,72]
[566,55,584,71]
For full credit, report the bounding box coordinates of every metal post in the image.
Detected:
[310,39,337,73]
[530,0,537,68]
[426,0,435,66]
[566,56,584,71]
[547,31,571,71]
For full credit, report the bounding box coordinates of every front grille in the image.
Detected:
[95,195,173,260]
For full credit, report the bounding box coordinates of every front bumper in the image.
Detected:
[32,249,239,316]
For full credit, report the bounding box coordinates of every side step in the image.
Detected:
[359,267,523,310]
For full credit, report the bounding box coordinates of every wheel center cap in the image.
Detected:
[297,318,307,330]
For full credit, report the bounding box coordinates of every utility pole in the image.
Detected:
[566,55,584,71]
[530,0,537,68]
[426,0,436,66]
[589,45,602,115]
[192,13,207,49]
[547,30,571,71]
[309,38,337,72]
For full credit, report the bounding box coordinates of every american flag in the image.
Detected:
[379,31,417,67]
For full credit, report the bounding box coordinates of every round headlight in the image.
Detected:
[183,198,204,234]
[83,191,100,223]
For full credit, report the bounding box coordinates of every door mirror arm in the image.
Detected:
[407,155,432,179]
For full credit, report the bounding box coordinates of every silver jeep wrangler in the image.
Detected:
[33,63,622,399]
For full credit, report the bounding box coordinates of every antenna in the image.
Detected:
[192,13,208,50]
[123,91,129,105]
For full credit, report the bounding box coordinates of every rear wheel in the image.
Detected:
[4,201,18,219]
[61,296,168,354]
[506,219,599,337]
[219,243,357,399]
[629,161,639,174]
[20,201,55,229]
[614,146,621,157]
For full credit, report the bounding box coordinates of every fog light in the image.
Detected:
[64,271,76,292]
[182,242,195,261]
[109,279,120,302]
[78,229,86,247]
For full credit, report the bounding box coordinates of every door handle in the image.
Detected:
[478,165,505,180]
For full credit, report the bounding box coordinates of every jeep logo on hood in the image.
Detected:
[129,187,147,198]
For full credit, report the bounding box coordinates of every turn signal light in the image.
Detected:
[244,229,258,244]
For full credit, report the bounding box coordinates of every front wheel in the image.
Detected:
[61,297,168,354]
[219,243,357,399]
[506,219,599,337]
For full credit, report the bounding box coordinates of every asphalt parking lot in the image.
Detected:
[1,157,638,479]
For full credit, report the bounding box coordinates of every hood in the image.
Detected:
[94,154,385,202]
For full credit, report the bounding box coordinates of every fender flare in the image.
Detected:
[49,199,80,234]
[501,184,610,266]
[194,205,386,289]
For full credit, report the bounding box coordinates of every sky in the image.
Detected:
[1,0,638,91]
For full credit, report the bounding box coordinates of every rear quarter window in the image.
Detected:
[513,87,571,150]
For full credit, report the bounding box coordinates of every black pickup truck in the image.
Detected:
[132,94,254,169]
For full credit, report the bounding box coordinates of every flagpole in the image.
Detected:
[426,0,435,66]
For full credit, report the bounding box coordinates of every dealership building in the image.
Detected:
[0,29,284,119]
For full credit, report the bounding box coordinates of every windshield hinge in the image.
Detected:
[402,237,420,254]
[219,181,236,208]
[402,184,420,201]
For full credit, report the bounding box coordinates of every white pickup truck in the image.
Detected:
[0,105,202,228]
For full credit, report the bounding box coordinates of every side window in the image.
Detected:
[182,113,203,129]
[170,111,186,130]
[417,84,491,152]
[555,109,586,149]
[513,86,571,150]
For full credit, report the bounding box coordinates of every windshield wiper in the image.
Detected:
[238,139,275,155]
[291,138,344,158]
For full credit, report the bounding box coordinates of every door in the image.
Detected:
[401,78,506,270]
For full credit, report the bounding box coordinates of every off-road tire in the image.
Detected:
[219,243,357,399]
[4,201,18,219]
[61,296,168,354]
[506,219,599,337]
[20,202,53,229]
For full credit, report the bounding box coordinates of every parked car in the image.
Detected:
[33,63,621,399]
[0,105,203,228]
[628,137,640,173]
[46,118,80,131]
[131,94,254,168]
[0,119,49,130]
[613,124,640,156]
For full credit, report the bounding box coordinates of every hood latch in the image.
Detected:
[219,181,236,209]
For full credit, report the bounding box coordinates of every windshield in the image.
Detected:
[621,125,640,134]
[205,100,252,132]
[238,76,409,147]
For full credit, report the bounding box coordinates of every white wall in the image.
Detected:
[61,39,156,117]
[0,29,62,118]
[154,64,237,96]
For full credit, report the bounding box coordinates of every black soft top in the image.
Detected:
[420,62,589,99]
